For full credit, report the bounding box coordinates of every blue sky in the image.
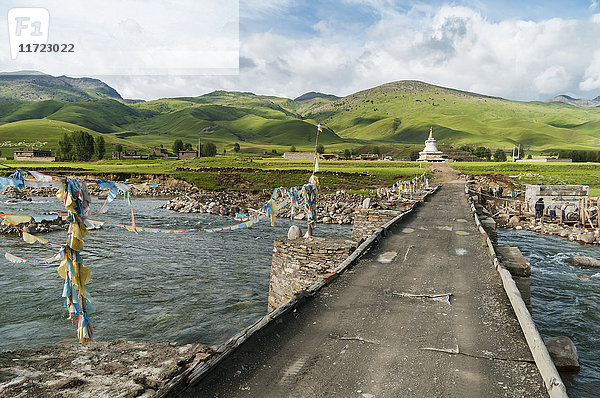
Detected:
[242,0,598,38]
[103,0,600,100]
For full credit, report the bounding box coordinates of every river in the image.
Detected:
[498,229,600,397]
[0,197,351,351]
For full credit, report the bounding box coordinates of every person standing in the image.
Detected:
[548,200,558,222]
[534,198,545,221]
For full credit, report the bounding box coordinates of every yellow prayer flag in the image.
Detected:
[22,232,48,245]
[125,225,144,233]
[2,215,32,226]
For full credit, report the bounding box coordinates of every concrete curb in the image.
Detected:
[465,187,568,398]
[159,187,439,397]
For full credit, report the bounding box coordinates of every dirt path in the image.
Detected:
[430,162,463,184]
[179,184,546,398]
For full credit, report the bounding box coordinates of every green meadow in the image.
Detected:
[0,158,428,193]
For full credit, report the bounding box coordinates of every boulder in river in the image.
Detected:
[543,336,580,372]
[565,256,600,268]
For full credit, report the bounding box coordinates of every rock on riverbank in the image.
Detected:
[498,215,600,245]
[0,340,213,398]
[1,186,31,201]
[0,216,68,235]
[161,191,374,225]
[565,256,600,268]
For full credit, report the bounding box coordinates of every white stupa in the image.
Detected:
[417,127,448,162]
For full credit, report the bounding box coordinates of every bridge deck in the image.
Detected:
[181,183,546,397]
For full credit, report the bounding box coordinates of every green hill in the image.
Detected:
[305,81,600,151]
[0,119,138,156]
[2,79,600,155]
[0,99,143,132]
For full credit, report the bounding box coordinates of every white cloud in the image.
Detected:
[215,4,600,101]
[534,66,570,93]
[591,0,599,10]
[580,50,600,91]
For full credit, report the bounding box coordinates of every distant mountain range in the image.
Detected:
[544,94,600,107]
[1,71,600,155]
[0,71,122,102]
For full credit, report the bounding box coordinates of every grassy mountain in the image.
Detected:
[2,78,600,155]
[0,71,122,102]
[305,80,600,151]
[545,95,600,108]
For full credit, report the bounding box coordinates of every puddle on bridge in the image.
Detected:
[455,231,471,236]
[451,248,471,256]
[377,251,398,263]
[436,226,453,231]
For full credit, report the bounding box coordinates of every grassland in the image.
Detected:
[0,119,139,158]
[451,162,600,196]
[0,158,428,193]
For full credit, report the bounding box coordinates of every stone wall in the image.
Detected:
[351,209,405,240]
[268,237,357,311]
[524,184,588,211]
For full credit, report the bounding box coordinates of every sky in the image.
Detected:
[4,0,600,101]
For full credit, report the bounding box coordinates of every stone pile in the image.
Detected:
[162,191,371,225]
[22,186,57,197]
[1,186,31,201]
[499,214,600,245]
[0,216,68,235]
[268,237,357,311]
[352,208,410,240]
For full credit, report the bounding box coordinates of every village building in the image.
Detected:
[149,147,172,157]
[282,152,343,161]
[178,150,198,160]
[13,149,55,162]
[357,154,380,161]
[282,152,316,161]
[416,127,448,162]
[112,150,149,160]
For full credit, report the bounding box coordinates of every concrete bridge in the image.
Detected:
[164,170,567,397]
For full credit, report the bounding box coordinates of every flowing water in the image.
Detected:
[0,197,351,351]
[498,229,600,397]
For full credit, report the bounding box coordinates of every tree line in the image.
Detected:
[58,131,105,161]
[172,139,217,157]
[557,150,600,162]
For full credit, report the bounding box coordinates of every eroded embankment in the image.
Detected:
[0,341,214,398]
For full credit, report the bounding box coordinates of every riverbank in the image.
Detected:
[160,191,385,224]
[0,341,211,398]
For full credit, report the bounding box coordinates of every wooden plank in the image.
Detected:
[497,265,568,397]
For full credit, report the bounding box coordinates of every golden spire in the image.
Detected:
[428,126,433,140]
